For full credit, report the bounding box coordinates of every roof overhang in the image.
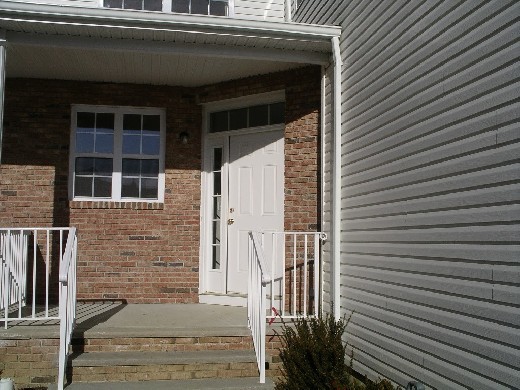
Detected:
[0,2,340,86]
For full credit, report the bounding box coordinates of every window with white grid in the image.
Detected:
[103,0,230,16]
[70,106,165,202]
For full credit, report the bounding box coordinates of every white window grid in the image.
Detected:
[101,0,233,16]
[69,105,166,202]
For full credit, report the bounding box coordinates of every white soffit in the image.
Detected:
[0,3,339,86]
[7,44,304,87]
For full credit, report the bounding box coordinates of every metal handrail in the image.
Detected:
[57,227,77,390]
[248,231,270,383]
[250,231,271,283]
[59,227,76,283]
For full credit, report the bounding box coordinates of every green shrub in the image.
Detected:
[364,378,397,390]
[273,311,401,390]
[274,311,354,390]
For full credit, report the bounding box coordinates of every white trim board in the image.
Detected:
[7,32,330,65]
[198,293,247,307]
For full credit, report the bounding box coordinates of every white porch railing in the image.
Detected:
[0,227,77,390]
[0,229,30,314]
[247,231,326,383]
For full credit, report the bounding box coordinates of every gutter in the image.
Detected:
[0,2,340,42]
[331,36,342,320]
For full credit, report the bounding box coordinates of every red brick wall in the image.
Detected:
[199,66,321,232]
[0,337,59,388]
[1,80,202,303]
[0,66,320,303]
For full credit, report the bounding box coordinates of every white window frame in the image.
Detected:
[100,0,233,16]
[69,105,166,203]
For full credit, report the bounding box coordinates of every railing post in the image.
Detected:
[57,278,68,390]
[314,233,320,317]
[32,229,37,318]
[260,278,266,384]
[247,233,252,329]
[303,234,308,317]
[1,252,4,329]
[4,229,10,328]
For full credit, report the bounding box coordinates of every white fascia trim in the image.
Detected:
[7,31,329,64]
[331,36,342,321]
[0,2,341,42]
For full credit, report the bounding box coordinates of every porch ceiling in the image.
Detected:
[6,43,304,87]
[0,2,340,87]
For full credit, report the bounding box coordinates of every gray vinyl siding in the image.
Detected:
[296,1,520,389]
[2,0,286,21]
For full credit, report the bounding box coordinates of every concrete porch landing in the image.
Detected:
[0,302,250,339]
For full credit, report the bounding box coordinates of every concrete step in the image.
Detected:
[70,334,254,353]
[68,349,261,383]
[49,377,275,389]
[71,349,257,367]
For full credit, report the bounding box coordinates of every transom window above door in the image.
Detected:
[209,102,285,133]
[70,106,165,202]
[103,0,229,16]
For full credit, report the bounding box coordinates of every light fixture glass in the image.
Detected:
[179,131,190,144]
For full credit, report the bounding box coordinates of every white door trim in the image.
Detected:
[199,92,286,305]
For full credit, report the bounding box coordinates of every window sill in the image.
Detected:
[69,200,164,210]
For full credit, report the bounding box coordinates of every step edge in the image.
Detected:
[71,349,257,367]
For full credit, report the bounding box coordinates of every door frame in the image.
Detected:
[199,90,285,306]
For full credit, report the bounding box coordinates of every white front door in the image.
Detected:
[226,130,284,294]
[202,129,284,303]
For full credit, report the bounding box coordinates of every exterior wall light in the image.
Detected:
[179,131,190,144]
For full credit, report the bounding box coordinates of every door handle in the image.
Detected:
[227,218,235,225]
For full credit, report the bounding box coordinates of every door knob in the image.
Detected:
[228,218,235,225]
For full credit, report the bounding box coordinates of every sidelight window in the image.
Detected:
[211,147,223,269]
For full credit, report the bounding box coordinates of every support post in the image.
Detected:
[331,36,342,320]
[285,0,292,22]
[0,31,6,164]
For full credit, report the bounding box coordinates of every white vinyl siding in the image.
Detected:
[1,0,99,6]
[234,0,284,21]
[296,1,520,389]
